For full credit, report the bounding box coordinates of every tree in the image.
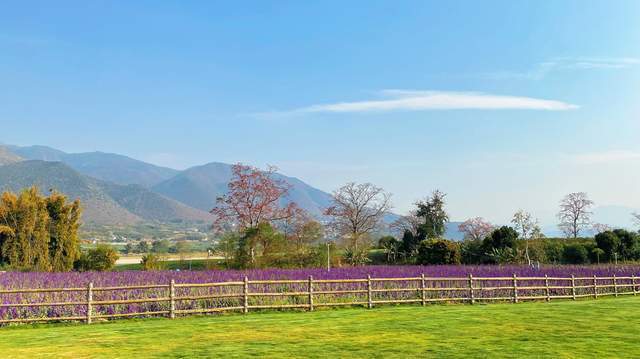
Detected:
[399,230,421,257]
[562,244,589,264]
[482,226,518,255]
[416,239,461,265]
[0,187,81,272]
[123,243,134,255]
[136,240,150,253]
[389,211,421,237]
[511,210,541,265]
[613,229,639,261]
[415,190,449,239]
[236,222,286,268]
[633,213,640,230]
[594,231,621,262]
[215,232,240,268]
[141,253,165,271]
[211,163,297,231]
[75,244,119,271]
[557,192,594,238]
[174,240,192,254]
[378,236,399,263]
[592,223,612,235]
[151,239,171,253]
[458,217,494,241]
[281,209,323,252]
[46,192,82,271]
[324,182,391,251]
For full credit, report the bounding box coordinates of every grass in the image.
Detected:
[2,297,639,358]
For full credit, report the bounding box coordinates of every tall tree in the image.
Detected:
[557,192,594,238]
[511,210,541,265]
[46,192,82,271]
[324,182,391,251]
[389,211,421,238]
[416,190,449,239]
[458,217,494,241]
[211,163,297,231]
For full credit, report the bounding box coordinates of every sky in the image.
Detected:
[1,1,639,229]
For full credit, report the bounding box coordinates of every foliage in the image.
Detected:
[151,239,171,253]
[211,163,297,231]
[460,239,484,264]
[557,192,594,238]
[458,217,494,241]
[415,190,449,240]
[562,243,589,264]
[378,236,399,263]
[140,253,166,271]
[0,187,81,271]
[324,182,391,250]
[343,246,371,266]
[136,240,150,253]
[594,231,621,261]
[482,226,518,254]
[75,244,119,271]
[416,239,461,265]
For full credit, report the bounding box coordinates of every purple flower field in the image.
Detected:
[1,265,639,324]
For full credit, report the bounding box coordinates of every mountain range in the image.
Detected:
[0,145,333,225]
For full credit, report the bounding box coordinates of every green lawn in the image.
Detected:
[2,297,639,358]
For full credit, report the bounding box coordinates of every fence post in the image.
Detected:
[545,275,550,302]
[308,275,314,311]
[571,275,576,300]
[468,274,475,304]
[170,279,176,319]
[512,274,518,303]
[421,274,426,306]
[613,274,618,297]
[86,282,93,324]
[593,275,598,299]
[633,275,637,296]
[243,276,249,314]
[367,275,373,309]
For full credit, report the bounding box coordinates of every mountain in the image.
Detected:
[0,160,211,225]
[152,162,333,216]
[0,146,22,165]
[8,145,178,187]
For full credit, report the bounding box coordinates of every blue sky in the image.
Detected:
[1,1,639,228]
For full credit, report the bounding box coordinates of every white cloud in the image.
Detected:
[568,150,640,165]
[266,90,577,116]
[482,57,640,80]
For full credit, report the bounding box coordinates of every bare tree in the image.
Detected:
[389,210,421,237]
[511,210,541,265]
[458,217,494,241]
[632,213,640,229]
[591,223,612,234]
[324,182,392,251]
[557,192,594,238]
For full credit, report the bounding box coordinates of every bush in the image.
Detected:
[595,231,621,262]
[75,244,119,271]
[460,239,483,264]
[562,244,589,264]
[416,239,461,265]
[141,253,165,271]
[483,226,518,252]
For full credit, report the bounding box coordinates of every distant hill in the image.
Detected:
[152,162,333,216]
[0,160,211,225]
[8,145,178,187]
[0,146,22,165]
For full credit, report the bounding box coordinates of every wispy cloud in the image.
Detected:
[259,90,578,116]
[482,57,640,80]
[567,150,640,165]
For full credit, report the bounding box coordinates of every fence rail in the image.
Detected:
[0,274,638,325]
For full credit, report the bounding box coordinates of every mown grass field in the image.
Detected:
[1,297,639,358]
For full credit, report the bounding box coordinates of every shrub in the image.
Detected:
[460,239,484,264]
[595,231,621,262]
[141,253,166,271]
[483,226,518,252]
[416,239,461,265]
[75,244,119,271]
[562,243,589,264]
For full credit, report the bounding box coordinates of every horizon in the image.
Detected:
[2,1,639,229]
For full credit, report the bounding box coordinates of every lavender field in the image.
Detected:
[1,265,639,324]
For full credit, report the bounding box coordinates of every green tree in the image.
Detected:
[595,231,621,262]
[136,240,150,253]
[151,239,171,253]
[562,243,589,264]
[416,190,449,239]
[46,192,81,271]
[483,226,518,253]
[416,239,461,265]
[613,229,639,260]
[76,244,119,271]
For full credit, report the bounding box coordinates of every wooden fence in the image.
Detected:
[0,274,638,325]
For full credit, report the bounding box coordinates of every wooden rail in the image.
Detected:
[0,273,638,325]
